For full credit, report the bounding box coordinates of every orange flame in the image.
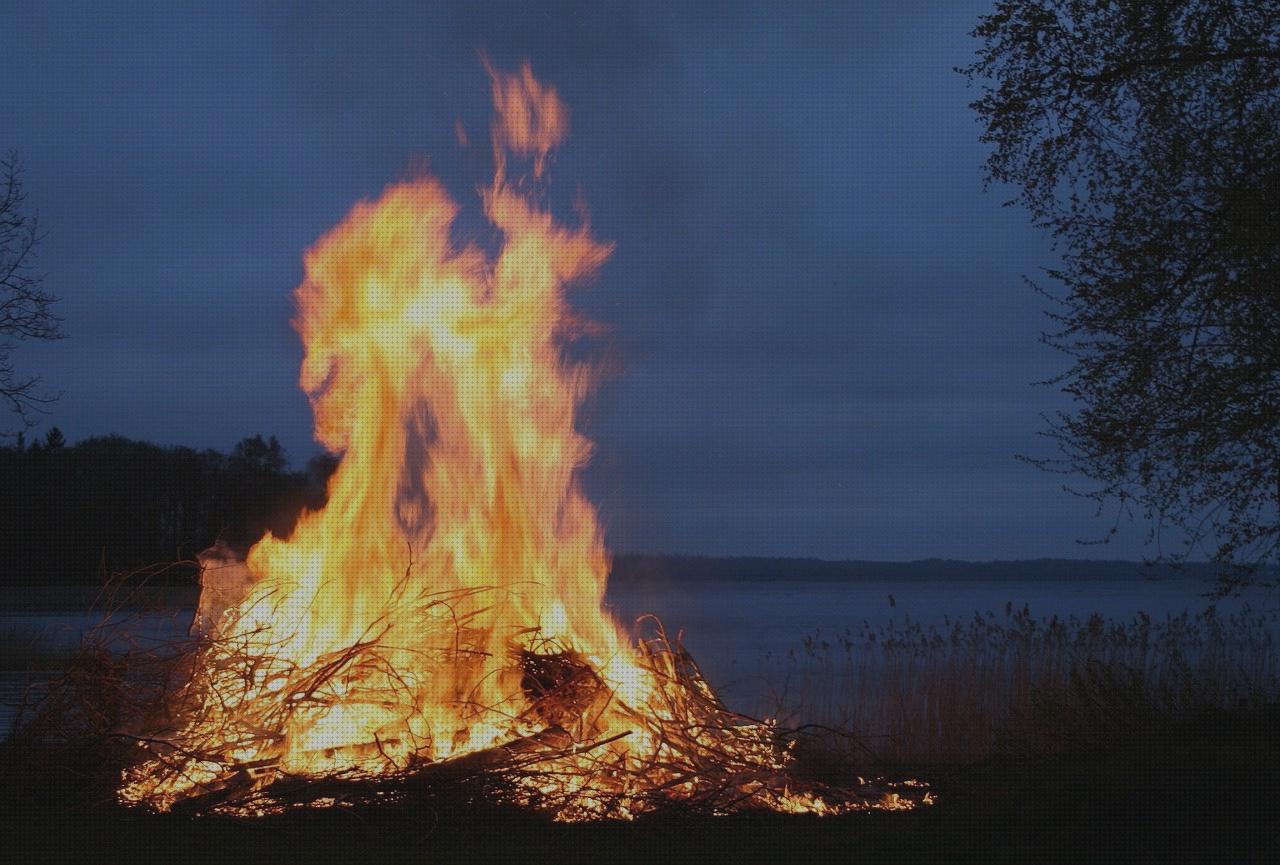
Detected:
[486,58,567,180]
[119,63,921,819]
[223,61,634,769]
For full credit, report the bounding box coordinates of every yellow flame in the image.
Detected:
[118,62,924,819]
[281,73,622,749]
[122,61,646,790]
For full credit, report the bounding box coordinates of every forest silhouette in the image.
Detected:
[0,430,335,586]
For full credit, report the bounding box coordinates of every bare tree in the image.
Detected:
[960,1,1280,591]
[1,150,63,431]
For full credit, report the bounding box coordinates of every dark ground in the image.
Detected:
[3,704,1277,864]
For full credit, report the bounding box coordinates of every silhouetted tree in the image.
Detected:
[227,434,333,548]
[306,452,341,489]
[43,426,65,449]
[229,434,287,476]
[0,152,63,432]
[961,1,1280,590]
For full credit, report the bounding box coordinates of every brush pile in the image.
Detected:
[7,592,928,821]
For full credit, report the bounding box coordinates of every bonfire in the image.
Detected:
[113,62,926,821]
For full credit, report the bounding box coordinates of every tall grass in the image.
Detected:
[761,603,1280,766]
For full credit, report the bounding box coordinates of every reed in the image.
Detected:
[762,603,1280,767]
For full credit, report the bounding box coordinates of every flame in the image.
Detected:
[238,64,624,758]
[118,63,923,819]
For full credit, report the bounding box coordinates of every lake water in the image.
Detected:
[605,578,1276,708]
[3,577,1274,734]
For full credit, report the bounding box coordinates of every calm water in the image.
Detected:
[3,578,1274,733]
[605,578,1275,707]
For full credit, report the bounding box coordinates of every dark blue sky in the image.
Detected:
[4,1,1151,560]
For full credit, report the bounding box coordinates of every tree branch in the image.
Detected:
[1070,47,1280,84]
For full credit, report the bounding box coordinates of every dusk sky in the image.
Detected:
[3,1,1152,561]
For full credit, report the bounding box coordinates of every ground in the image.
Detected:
[4,704,1277,864]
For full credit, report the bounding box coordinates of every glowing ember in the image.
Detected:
[118,62,925,820]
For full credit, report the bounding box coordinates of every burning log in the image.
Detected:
[413,724,575,780]
[167,724,628,814]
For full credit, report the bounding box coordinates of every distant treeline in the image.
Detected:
[607,555,1236,584]
[0,430,337,585]
[1,428,1246,588]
